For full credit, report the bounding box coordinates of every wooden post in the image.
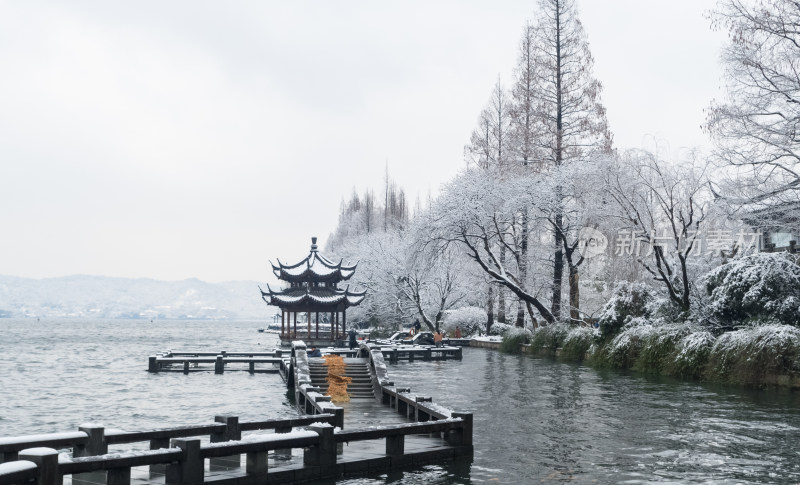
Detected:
[106,467,131,485]
[246,450,268,475]
[315,312,319,339]
[183,361,189,374]
[281,310,285,337]
[75,425,107,457]
[210,416,240,469]
[304,425,336,468]
[386,435,404,456]
[414,396,432,422]
[150,438,170,475]
[307,311,311,338]
[148,356,159,373]
[212,416,241,442]
[215,355,224,374]
[342,310,347,335]
[274,425,292,456]
[450,412,473,446]
[293,312,297,338]
[18,448,59,485]
[166,439,203,484]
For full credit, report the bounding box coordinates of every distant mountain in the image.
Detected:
[0,275,278,320]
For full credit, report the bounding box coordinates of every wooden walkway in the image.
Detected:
[1,342,472,485]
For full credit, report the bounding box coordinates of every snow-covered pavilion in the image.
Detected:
[261,237,366,343]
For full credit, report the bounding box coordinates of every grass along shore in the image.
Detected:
[498,323,800,388]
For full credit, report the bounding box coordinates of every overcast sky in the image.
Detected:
[0,0,726,283]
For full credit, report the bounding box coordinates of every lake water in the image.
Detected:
[1,319,799,484]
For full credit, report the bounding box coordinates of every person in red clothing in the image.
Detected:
[454,326,462,339]
[434,331,444,347]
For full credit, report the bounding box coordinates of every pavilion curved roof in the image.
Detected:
[260,284,366,309]
[270,239,357,283]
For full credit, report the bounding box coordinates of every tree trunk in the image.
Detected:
[551,214,563,319]
[486,285,495,334]
[516,210,529,327]
[515,299,525,327]
[569,265,580,323]
[498,246,507,323]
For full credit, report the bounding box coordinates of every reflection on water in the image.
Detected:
[382,349,800,484]
[1,320,798,483]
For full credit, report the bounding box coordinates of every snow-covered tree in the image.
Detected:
[515,0,612,320]
[427,167,557,325]
[704,251,800,329]
[603,150,714,314]
[706,0,800,210]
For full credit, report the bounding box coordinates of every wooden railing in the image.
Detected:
[0,416,472,485]
[148,350,283,374]
[0,415,336,465]
[357,342,471,426]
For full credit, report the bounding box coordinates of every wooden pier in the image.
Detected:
[147,343,462,375]
[0,340,472,484]
[147,351,284,374]
[0,411,471,485]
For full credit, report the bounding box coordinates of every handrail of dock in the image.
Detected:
[356,342,471,426]
[148,350,284,374]
[0,417,472,485]
[0,414,336,464]
[325,343,463,362]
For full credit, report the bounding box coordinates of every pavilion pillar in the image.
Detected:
[330,312,335,339]
[335,312,339,339]
[343,310,347,334]
[281,310,285,337]
[315,312,319,339]
[307,311,311,338]
[293,312,297,338]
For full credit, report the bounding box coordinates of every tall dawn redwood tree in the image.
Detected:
[706,0,800,208]
[525,0,611,319]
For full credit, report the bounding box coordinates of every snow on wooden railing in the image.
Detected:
[0,414,336,466]
[147,349,284,374]
[0,419,473,485]
[357,342,473,446]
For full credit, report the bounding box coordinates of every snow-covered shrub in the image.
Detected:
[529,324,570,351]
[561,326,594,361]
[596,281,658,341]
[488,322,513,336]
[599,320,656,368]
[704,252,800,329]
[633,324,692,374]
[671,331,716,378]
[499,326,532,354]
[442,306,486,337]
[705,324,800,385]
[593,321,690,371]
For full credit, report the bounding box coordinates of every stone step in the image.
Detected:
[313,385,374,391]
